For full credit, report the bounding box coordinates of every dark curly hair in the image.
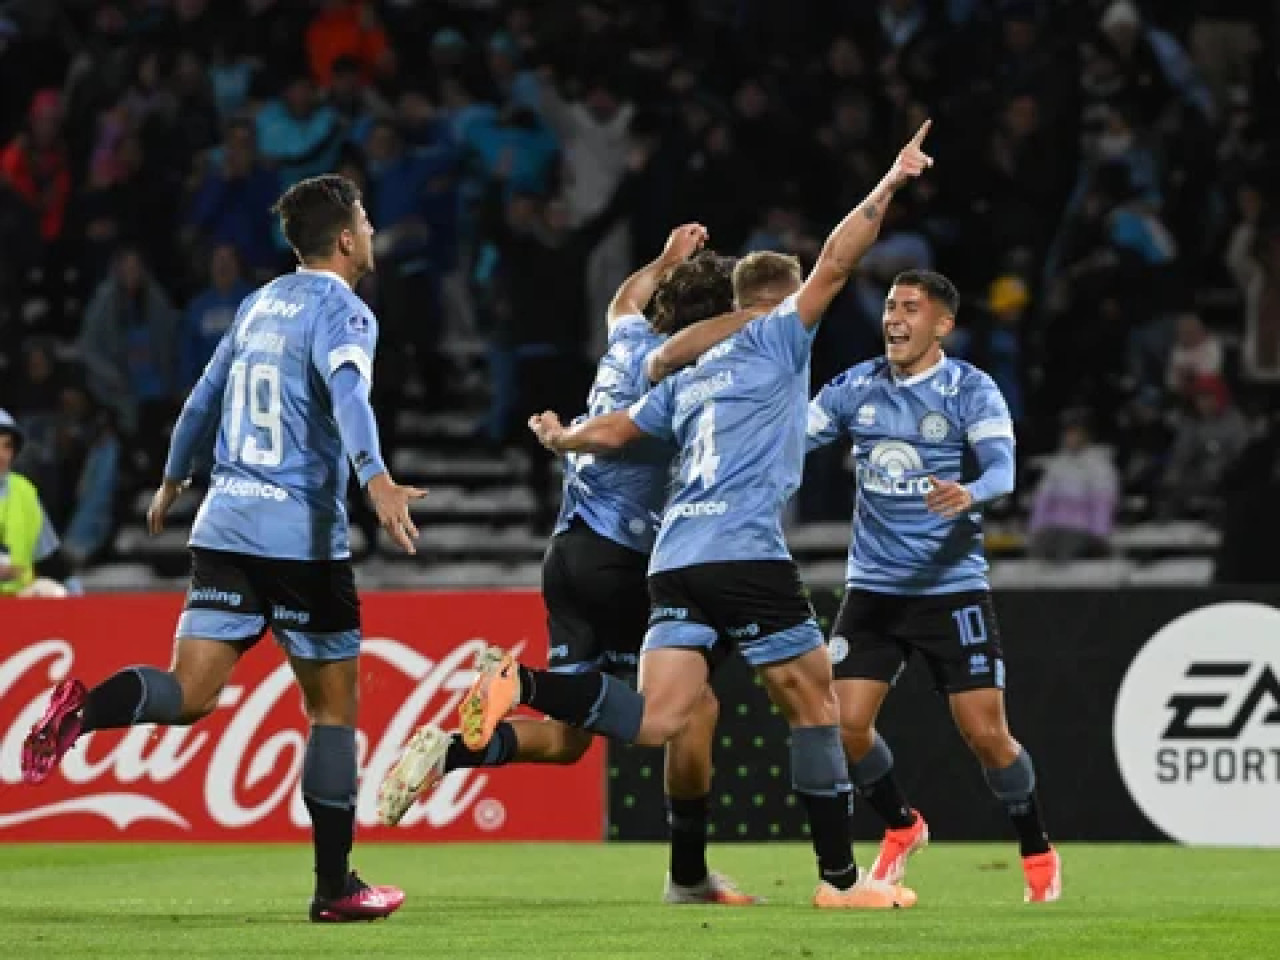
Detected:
[650,250,737,335]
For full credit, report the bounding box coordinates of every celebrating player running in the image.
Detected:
[466,121,934,910]
[22,174,422,922]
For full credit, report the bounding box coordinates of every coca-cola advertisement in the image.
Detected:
[0,593,606,842]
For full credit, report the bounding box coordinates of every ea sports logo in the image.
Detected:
[1113,603,1280,846]
[868,441,923,479]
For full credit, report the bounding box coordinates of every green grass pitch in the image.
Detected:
[2,844,1278,959]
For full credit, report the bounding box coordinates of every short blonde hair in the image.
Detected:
[732,251,803,308]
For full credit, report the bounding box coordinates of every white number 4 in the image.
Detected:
[227,361,283,467]
[687,404,720,488]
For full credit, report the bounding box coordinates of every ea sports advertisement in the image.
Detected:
[0,593,605,842]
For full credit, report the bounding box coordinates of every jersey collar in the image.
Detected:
[296,267,351,290]
[890,351,947,387]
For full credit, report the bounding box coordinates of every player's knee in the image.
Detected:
[175,684,220,725]
[961,724,1017,766]
[764,664,838,727]
[840,721,876,762]
[546,725,593,764]
[690,687,719,727]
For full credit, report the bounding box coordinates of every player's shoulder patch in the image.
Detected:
[346,312,370,335]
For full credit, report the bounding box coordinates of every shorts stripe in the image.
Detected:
[275,628,361,661]
[176,609,265,642]
[740,619,824,667]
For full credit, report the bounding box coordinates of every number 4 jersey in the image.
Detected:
[190,268,377,561]
[628,294,815,574]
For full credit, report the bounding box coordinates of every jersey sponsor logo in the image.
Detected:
[859,441,931,496]
[347,313,369,335]
[1113,603,1280,845]
[212,476,289,502]
[271,605,311,626]
[189,587,244,608]
[931,377,960,397]
[236,331,286,355]
[727,623,760,639]
[666,500,729,519]
[828,634,849,664]
[696,340,735,366]
[675,370,734,413]
[857,404,876,427]
[650,606,689,621]
[920,412,950,441]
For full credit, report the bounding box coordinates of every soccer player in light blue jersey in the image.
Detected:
[806,268,1061,902]
[22,174,424,922]
[378,227,762,904]
[464,123,936,910]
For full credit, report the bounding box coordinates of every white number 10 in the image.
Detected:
[227,361,283,467]
[687,403,720,488]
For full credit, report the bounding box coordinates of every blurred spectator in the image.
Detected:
[1096,1,1215,127]
[179,245,250,390]
[0,89,71,245]
[1028,414,1119,562]
[1115,386,1174,505]
[365,118,458,406]
[255,72,343,189]
[537,69,633,350]
[306,0,391,89]
[186,119,280,276]
[59,402,121,567]
[78,248,178,466]
[1161,375,1249,517]
[488,32,540,115]
[329,55,392,148]
[1225,186,1280,383]
[949,275,1028,425]
[1165,312,1223,398]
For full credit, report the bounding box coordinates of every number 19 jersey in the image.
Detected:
[190,269,377,561]
[628,294,815,574]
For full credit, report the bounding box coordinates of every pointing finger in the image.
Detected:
[909,118,932,148]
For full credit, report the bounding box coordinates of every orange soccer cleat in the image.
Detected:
[1022,847,1062,903]
[868,809,930,885]
[459,646,521,751]
[813,877,918,910]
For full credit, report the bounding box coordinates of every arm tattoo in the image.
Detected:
[861,202,879,221]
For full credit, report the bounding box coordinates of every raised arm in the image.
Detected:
[645,309,754,383]
[608,222,708,330]
[795,119,934,329]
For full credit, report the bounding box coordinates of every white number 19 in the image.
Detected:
[227,361,283,467]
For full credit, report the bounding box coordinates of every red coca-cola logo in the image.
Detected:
[0,594,604,842]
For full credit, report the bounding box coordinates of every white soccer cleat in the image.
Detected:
[376,724,450,826]
[663,871,763,905]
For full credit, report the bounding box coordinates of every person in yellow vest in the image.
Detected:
[0,409,78,597]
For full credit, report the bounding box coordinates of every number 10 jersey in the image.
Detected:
[190,268,378,561]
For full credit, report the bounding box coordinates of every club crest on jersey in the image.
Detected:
[920,412,950,441]
[857,404,876,427]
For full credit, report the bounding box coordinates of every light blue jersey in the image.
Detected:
[189,269,377,561]
[629,295,816,574]
[554,314,671,554]
[806,354,1015,594]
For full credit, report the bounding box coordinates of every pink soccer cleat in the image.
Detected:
[21,679,87,784]
[310,872,406,922]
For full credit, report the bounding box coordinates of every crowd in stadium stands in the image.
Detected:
[0,0,1276,573]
